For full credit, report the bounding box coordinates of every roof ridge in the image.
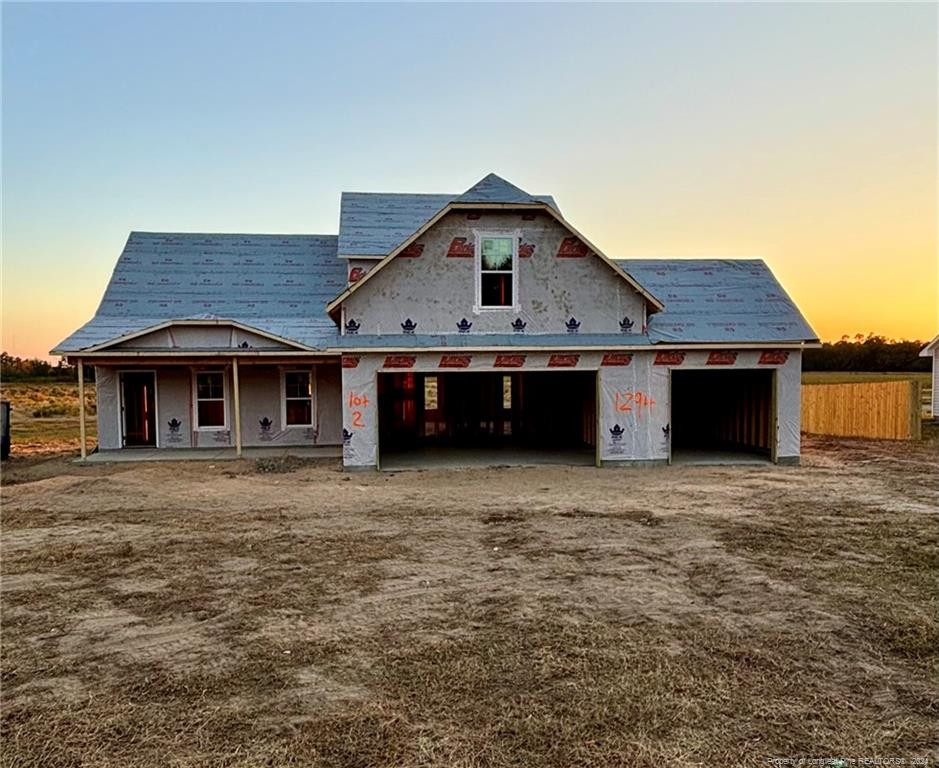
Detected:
[456,173,541,204]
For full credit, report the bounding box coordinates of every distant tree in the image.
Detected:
[0,353,94,382]
[802,334,930,372]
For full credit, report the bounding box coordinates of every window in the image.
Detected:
[502,375,514,435]
[283,370,314,427]
[195,371,226,429]
[424,376,438,410]
[477,235,516,308]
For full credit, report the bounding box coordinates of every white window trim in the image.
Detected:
[191,368,229,432]
[280,367,317,429]
[474,229,520,312]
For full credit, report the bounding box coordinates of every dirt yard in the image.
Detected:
[1,437,937,767]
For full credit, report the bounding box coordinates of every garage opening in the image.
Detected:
[378,371,596,469]
[671,369,775,464]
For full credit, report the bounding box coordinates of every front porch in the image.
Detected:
[68,353,343,459]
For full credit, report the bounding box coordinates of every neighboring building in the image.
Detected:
[920,335,938,419]
[53,174,818,468]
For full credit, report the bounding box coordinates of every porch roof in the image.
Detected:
[52,232,345,354]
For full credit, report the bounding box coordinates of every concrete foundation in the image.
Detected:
[80,445,341,463]
[380,446,595,472]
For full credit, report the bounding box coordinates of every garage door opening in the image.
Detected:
[378,371,596,470]
[671,369,775,464]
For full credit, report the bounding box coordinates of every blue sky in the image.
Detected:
[2,2,936,357]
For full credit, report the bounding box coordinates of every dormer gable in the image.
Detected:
[328,174,663,329]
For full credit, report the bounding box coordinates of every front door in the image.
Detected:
[121,372,157,447]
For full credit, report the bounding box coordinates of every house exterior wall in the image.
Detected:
[347,258,379,286]
[159,367,194,447]
[95,367,121,450]
[109,326,295,351]
[597,350,801,464]
[238,364,342,447]
[339,349,801,469]
[93,361,343,451]
[341,211,646,337]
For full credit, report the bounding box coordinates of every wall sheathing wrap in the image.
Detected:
[598,350,801,464]
[94,367,121,450]
[108,326,296,352]
[93,362,343,453]
[158,367,193,448]
[341,211,645,337]
[339,350,801,469]
[238,364,342,448]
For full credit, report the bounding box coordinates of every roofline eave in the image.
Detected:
[54,318,318,356]
[331,340,820,353]
[60,349,334,361]
[56,339,820,360]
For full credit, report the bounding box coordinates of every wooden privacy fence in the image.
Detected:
[802,380,922,440]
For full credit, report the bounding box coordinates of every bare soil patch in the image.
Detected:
[2,437,937,766]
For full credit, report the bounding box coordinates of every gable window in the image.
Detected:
[477,234,517,309]
[282,370,315,427]
[194,371,226,429]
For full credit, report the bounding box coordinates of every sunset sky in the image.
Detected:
[2,2,936,360]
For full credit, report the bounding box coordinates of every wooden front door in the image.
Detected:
[121,372,157,447]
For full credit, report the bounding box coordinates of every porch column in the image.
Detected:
[232,357,243,457]
[77,359,87,460]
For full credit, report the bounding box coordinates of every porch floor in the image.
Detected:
[380,446,596,472]
[80,446,341,463]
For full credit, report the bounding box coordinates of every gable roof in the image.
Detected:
[455,173,545,205]
[52,177,820,357]
[619,259,818,343]
[328,174,664,318]
[337,175,559,258]
[338,193,456,259]
[52,232,346,353]
[921,335,939,356]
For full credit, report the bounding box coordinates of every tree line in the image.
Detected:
[0,353,95,382]
[801,335,931,372]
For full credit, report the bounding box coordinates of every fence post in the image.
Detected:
[911,380,922,440]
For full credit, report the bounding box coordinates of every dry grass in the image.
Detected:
[0,382,97,455]
[1,437,937,766]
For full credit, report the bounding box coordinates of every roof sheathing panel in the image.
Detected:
[337,191,560,258]
[620,259,818,343]
[53,232,346,353]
